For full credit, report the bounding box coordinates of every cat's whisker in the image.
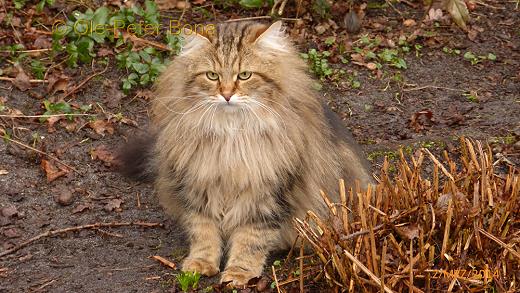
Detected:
[174,101,211,134]
[196,103,216,133]
[249,99,287,131]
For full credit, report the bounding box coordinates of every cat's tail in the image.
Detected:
[116,131,157,183]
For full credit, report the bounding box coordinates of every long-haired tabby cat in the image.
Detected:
[120,21,373,286]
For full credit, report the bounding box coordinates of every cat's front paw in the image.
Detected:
[220,266,259,287]
[181,257,219,276]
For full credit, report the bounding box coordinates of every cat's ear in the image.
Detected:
[180,27,212,55]
[254,21,288,52]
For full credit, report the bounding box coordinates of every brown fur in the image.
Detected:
[148,21,373,286]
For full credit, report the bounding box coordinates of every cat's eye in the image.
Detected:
[237,71,252,80]
[206,71,219,81]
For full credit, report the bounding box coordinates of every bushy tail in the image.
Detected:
[116,131,157,183]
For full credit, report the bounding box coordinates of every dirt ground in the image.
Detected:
[0,1,519,292]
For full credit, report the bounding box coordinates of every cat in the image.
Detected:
[119,21,373,286]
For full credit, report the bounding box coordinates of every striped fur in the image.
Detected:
[150,21,373,286]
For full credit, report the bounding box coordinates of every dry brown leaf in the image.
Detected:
[0,170,8,175]
[446,0,470,30]
[33,35,51,49]
[90,145,116,166]
[47,73,69,94]
[72,203,91,214]
[105,198,123,212]
[41,159,69,182]
[395,224,420,240]
[403,19,416,27]
[88,120,114,136]
[13,67,31,91]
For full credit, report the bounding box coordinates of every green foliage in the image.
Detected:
[443,47,461,55]
[312,0,331,19]
[176,271,200,292]
[378,49,407,69]
[40,101,92,122]
[30,60,46,80]
[301,49,333,80]
[36,0,55,12]
[13,0,26,9]
[463,51,496,65]
[116,47,168,94]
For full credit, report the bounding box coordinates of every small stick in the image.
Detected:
[0,48,53,54]
[271,265,281,293]
[152,255,177,270]
[299,238,304,293]
[0,76,48,83]
[423,148,455,181]
[343,249,395,293]
[478,228,520,261]
[441,199,453,260]
[0,221,162,258]
[62,65,109,99]
[0,113,95,119]
[403,85,464,92]
[225,16,300,22]
[1,134,81,175]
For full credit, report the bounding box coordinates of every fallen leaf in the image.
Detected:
[403,19,416,27]
[0,170,8,175]
[409,110,434,133]
[33,35,51,49]
[72,203,91,214]
[105,198,123,212]
[97,48,113,57]
[395,224,420,240]
[90,145,116,166]
[88,119,114,136]
[446,0,470,30]
[103,81,124,109]
[47,73,69,94]
[428,8,443,21]
[41,159,69,182]
[13,67,31,91]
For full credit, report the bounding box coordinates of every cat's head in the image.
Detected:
[155,21,312,133]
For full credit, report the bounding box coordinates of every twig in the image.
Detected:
[225,16,300,22]
[152,255,177,270]
[271,265,281,293]
[62,65,109,99]
[0,48,53,54]
[478,228,520,261]
[0,76,48,83]
[0,113,95,119]
[343,249,396,293]
[0,221,163,258]
[340,223,385,241]
[403,85,464,92]
[1,134,81,175]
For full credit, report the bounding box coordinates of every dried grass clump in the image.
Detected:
[290,138,519,292]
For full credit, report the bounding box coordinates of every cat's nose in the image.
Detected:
[221,91,233,101]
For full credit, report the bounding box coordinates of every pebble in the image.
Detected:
[54,188,75,206]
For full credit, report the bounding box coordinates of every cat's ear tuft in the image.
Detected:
[254,21,288,53]
[180,28,211,56]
